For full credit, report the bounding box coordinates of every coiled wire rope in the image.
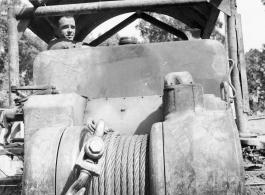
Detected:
[90,132,149,195]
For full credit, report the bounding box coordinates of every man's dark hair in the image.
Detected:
[53,15,75,29]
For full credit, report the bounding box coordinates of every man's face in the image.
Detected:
[56,16,76,41]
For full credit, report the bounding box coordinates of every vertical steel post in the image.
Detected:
[7,7,19,107]
[227,0,248,135]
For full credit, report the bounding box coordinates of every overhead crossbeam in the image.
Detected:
[202,6,220,39]
[88,11,188,47]
[15,0,207,18]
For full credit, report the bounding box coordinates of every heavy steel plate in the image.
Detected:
[23,126,67,195]
[83,96,163,135]
[34,40,228,99]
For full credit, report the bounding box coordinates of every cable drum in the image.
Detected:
[91,132,150,195]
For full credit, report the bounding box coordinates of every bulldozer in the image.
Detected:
[1,0,260,194]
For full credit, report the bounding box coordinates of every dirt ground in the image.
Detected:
[246,171,265,195]
[243,145,265,195]
[0,179,21,195]
[0,187,21,195]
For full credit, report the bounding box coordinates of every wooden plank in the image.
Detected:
[235,13,250,113]
[8,8,19,107]
[202,6,220,39]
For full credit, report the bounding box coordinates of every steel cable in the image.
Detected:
[121,136,132,195]
[91,133,149,195]
[127,135,138,195]
[115,136,126,195]
[140,135,148,195]
[98,133,112,195]
[133,136,142,195]
[105,132,119,195]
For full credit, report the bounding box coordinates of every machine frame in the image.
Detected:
[3,0,252,194]
[6,0,249,135]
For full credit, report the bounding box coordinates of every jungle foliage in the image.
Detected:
[0,0,47,107]
[246,46,265,114]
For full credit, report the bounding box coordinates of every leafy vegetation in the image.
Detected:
[0,0,47,107]
[246,46,265,114]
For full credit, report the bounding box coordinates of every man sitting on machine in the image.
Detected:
[48,15,89,50]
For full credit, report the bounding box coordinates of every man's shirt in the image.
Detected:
[47,38,83,50]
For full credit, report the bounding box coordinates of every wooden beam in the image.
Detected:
[7,8,19,107]
[202,6,220,39]
[227,0,248,134]
[235,13,250,113]
[15,0,207,18]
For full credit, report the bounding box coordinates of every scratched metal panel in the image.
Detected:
[23,126,67,195]
[163,110,245,194]
[34,40,228,98]
[83,96,163,135]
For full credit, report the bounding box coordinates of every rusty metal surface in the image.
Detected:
[15,0,222,43]
[83,96,163,135]
[23,126,67,195]
[56,126,90,195]
[34,40,228,99]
